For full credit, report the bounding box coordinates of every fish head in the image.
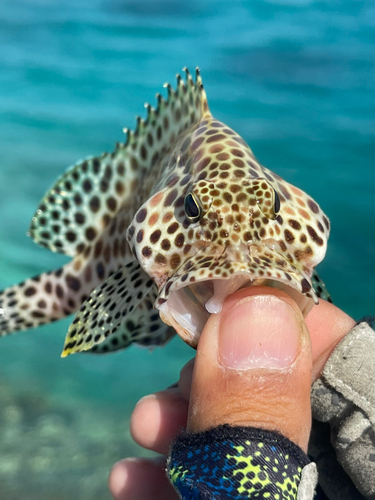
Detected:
[127,118,330,347]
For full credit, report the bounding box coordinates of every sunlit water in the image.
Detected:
[0,0,374,498]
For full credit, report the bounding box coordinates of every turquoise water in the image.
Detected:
[0,0,374,498]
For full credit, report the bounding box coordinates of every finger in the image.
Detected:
[130,387,188,455]
[305,298,355,379]
[109,456,178,500]
[188,286,313,451]
[178,357,194,401]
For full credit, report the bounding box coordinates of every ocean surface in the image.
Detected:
[0,0,374,498]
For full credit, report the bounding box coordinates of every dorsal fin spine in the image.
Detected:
[144,103,154,124]
[195,67,202,85]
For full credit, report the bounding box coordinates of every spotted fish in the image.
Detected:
[0,68,331,356]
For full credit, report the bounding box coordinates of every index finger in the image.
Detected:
[305,299,355,380]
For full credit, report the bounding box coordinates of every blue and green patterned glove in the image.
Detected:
[168,425,316,500]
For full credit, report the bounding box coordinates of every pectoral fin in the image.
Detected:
[61,260,155,356]
[87,304,175,354]
[311,270,332,302]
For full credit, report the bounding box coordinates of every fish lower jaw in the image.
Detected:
[157,275,314,349]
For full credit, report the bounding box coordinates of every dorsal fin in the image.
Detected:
[30,68,210,257]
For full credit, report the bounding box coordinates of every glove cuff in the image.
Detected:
[167,424,316,499]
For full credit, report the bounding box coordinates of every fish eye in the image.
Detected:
[273,189,281,214]
[184,192,202,223]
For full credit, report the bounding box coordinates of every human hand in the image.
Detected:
[109,286,355,499]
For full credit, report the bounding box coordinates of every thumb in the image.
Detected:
[187,286,312,451]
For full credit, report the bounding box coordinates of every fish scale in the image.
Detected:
[0,68,331,356]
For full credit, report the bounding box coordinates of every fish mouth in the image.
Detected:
[156,245,317,348]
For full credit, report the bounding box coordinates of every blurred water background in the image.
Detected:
[0,0,374,498]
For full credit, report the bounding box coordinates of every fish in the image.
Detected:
[0,68,331,356]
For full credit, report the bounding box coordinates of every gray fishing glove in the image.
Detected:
[309,318,375,500]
